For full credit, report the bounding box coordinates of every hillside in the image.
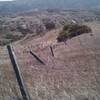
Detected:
[0,10,100,46]
[0,1,100,98]
[0,21,100,99]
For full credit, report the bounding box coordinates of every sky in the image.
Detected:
[0,0,99,10]
[0,0,14,1]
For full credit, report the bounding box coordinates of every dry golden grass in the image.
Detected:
[0,22,100,100]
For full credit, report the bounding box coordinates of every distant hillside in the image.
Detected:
[0,10,99,45]
[0,0,100,15]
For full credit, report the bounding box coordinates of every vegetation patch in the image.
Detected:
[0,33,23,46]
[44,22,56,30]
[57,23,92,42]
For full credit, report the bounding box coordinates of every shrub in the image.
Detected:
[5,33,22,41]
[17,26,31,35]
[57,24,92,42]
[45,22,56,30]
[0,39,12,46]
[42,18,56,30]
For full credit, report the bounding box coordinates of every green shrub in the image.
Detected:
[57,24,92,42]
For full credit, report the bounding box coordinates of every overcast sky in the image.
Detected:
[0,0,14,1]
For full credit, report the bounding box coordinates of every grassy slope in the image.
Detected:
[0,21,100,99]
[13,21,100,99]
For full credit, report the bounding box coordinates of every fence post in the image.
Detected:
[7,45,30,100]
[50,46,54,57]
[30,51,45,65]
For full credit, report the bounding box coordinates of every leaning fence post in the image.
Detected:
[50,45,54,57]
[7,45,30,100]
[30,51,45,65]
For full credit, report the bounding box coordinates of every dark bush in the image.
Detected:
[17,26,32,35]
[57,24,92,42]
[5,33,22,41]
[45,22,56,30]
[42,18,56,30]
[0,39,12,46]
